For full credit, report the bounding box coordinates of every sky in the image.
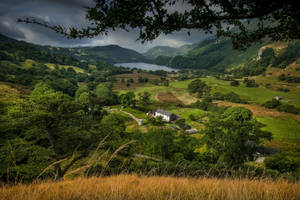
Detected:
[0,0,211,53]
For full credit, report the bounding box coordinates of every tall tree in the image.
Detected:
[138,91,151,105]
[19,0,300,50]
[188,79,210,97]
[3,83,102,180]
[94,83,119,105]
[120,91,136,107]
[203,107,272,166]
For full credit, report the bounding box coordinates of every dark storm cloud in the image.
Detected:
[0,0,211,52]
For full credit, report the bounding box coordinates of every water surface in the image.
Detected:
[115,62,178,72]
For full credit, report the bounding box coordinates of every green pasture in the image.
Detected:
[257,117,300,142]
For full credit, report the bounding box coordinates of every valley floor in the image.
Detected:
[1,174,299,200]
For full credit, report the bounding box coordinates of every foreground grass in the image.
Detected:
[1,174,299,200]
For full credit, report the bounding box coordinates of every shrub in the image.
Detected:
[277,88,290,92]
[278,74,286,81]
[286,76,300,83]
[230,80,240,87]
[224,92,248,104]
[264,153,300,173]
[189,114,196,121]
[211,92,225,100]
[262,99,281,109]
[188,79,210,97]
[277,104,300,114]
[243,78,259,87]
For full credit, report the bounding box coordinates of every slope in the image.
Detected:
[168,38,264,71]
[143,43,198,59]
[0,33,149,64]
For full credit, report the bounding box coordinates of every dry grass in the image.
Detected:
[265,59,300,78]
[0,82,30,102]
[45,63,86,73]
[1,174,299,200]
[215,101,300,123]
[114,73,160,80]
[113,73,162,90]
[172,89,198,105]
[156,90,183,105]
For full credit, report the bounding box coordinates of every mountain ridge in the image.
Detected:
[0,33,149,64]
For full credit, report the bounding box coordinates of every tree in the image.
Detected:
[145,128,176,161]
[262,99,281,109]
[120,91,136,107]
[203,107,272,166]
[138,91,151,105]
[77,92,91,110]
[75,85,89,99]
[19,1,300,50]
[188,79,210,97]
[4,83,100,180]
[94,83,119,105]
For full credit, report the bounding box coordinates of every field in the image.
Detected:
[0,82,30,102]
[257,117,300,142]
[1,174,299,200]
[198,77,300,106]
[114,74,300,155]
[45,63,86,73]
[113,73,161,90]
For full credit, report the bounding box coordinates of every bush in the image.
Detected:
[286,76,300,83]
[278,74,286,81]
[276,104,300,114]
[189,114,196,121]
[191,96,215,111]
[262,99,281,109]
[224,92,248,104]
[277,88,290,92]
[264,153,300,173]
[230,80,240,87]
[211,92,225,100]
[243,78,259,87]
[188,79,210,97]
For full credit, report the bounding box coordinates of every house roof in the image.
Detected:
[155,109,174,117]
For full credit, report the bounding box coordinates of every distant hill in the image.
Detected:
[75,45,149,63]
[0,34,149,64]
[162,38,266,71]
[143,43,198,59]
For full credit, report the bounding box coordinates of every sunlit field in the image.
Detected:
[1,174,299,200]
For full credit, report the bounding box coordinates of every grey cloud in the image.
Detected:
[0,0,211,52]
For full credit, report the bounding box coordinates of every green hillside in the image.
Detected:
[72,45,150,63]
[168,38,264,71]
[0,34,149,64]
[143,44,196,59]
[1,32,300,184]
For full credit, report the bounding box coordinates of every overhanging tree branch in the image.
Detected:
[18,0,300,50]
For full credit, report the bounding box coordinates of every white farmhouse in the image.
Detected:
[154,109,178,122]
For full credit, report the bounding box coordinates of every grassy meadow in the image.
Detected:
[1,174,299,200]
[112,73,300,156]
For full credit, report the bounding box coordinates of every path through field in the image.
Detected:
[105,108,145,124]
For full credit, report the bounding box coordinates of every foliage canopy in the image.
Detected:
[19,0,300,50]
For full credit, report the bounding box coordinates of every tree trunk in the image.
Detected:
[54,163,63,181]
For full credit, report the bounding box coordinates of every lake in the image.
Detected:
[114,62,178,72]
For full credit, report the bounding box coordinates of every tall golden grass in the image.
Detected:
[1,174,299,200]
